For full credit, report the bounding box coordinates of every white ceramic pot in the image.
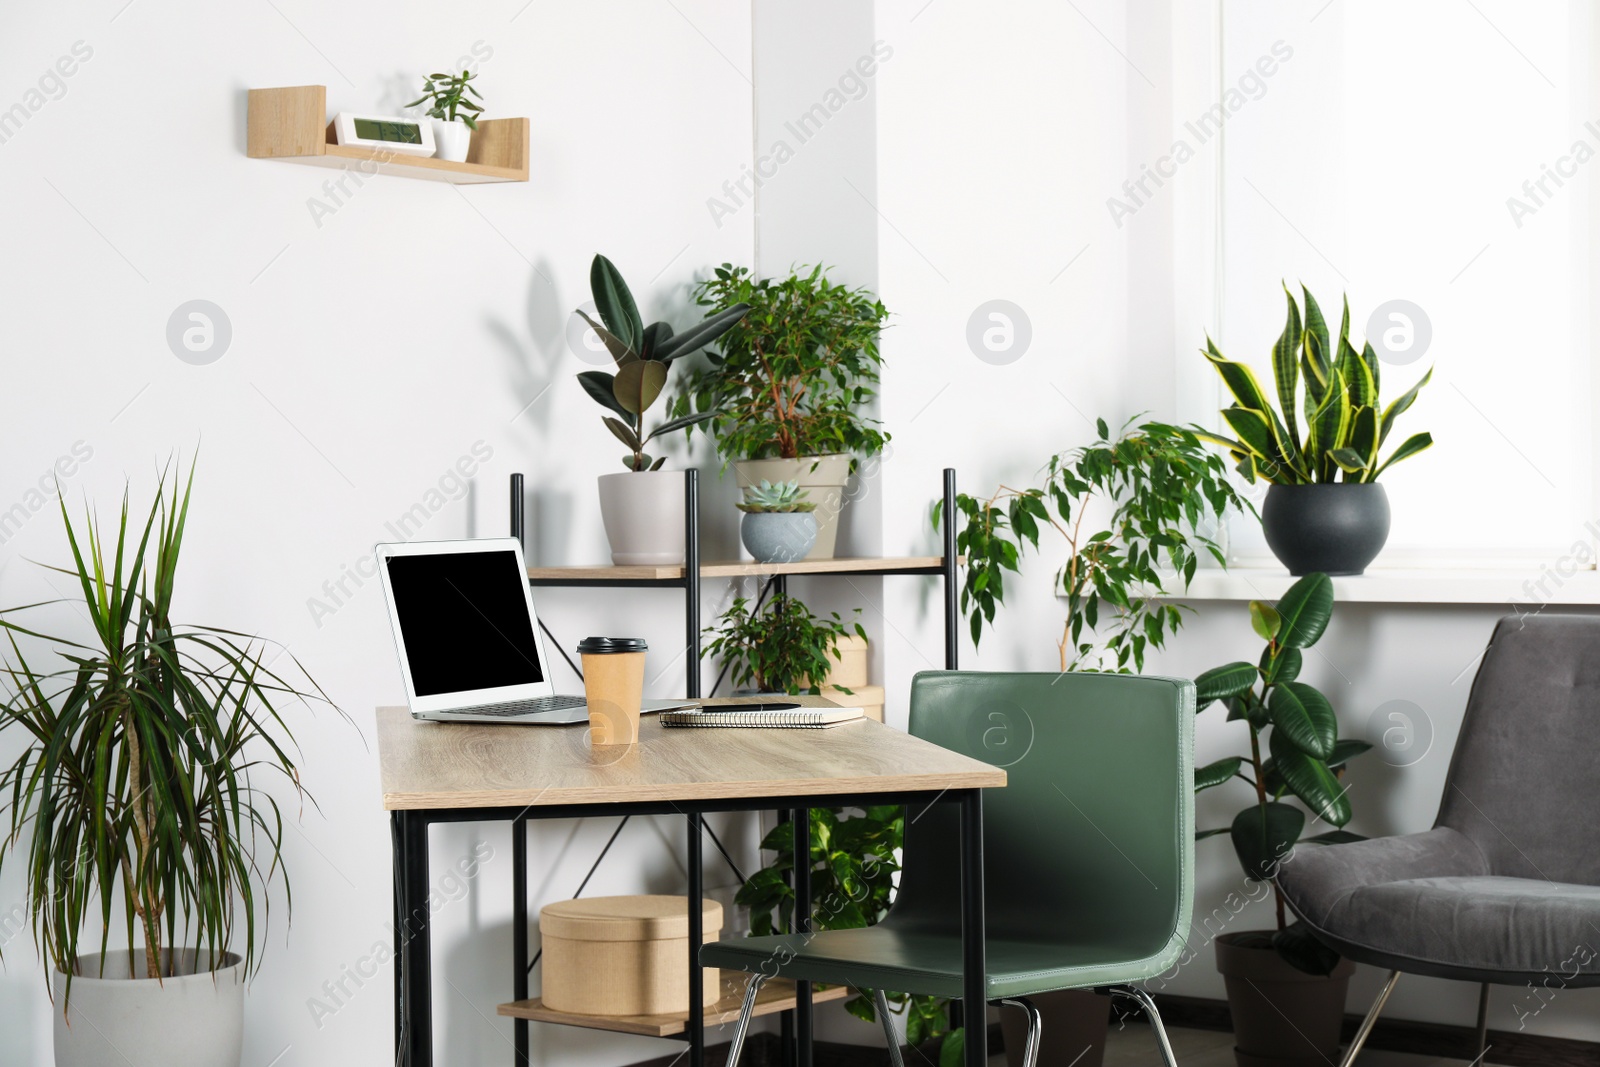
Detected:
[432,118,472,162]
[54,949,244,1067]
[734,455,851,559]
[598,470,686,566]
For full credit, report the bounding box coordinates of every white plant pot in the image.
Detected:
[432,119,472,162]
[734,455,851,559]
[598,471,686,566]
[54,949,244,1067]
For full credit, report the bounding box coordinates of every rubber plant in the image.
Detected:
[1196,285,1433,484]
[1192,571,1373,974]
[575,254,750,471]
[0,462,339,1004]
[935,418,1249,671]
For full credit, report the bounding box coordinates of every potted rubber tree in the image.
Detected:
[1196,286,1433,576]
[575,254,748,565]
[1192,572,1373,1067]
[407,69,483,162]
[671,264,890,559]
[0,464,337,1067]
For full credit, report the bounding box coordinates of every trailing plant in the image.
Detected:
[672,264,890,468]
[407,69,484,128]
[738,807,963,1067]
[702,592,861,695]
[934,418,1248,671]
[1192,572,1372,975]
[576,254,749,471]
[0,463,338,1004]
[1197,285,1433,484]
[736,480,814,514]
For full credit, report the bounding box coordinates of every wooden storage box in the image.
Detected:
[820,684,885,722]
[823,635,870,690]
[540,895,722,1016]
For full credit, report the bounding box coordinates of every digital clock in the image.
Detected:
[331,112,437,158]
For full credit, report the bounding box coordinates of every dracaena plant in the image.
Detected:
[576,254,750,472]
[0,463,338,1002]
[1193,572,1372,975]
[1198,286,1433,484]
[935,419,1249,672]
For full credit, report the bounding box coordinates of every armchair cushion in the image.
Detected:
[1277,827,1488,926]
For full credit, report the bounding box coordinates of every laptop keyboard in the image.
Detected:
[452,695,587,717]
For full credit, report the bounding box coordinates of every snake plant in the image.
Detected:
[1198,286,1433,484]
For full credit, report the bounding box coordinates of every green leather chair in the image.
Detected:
[702,670,1195,1067]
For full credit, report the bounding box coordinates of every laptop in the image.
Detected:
[376,537,695,724]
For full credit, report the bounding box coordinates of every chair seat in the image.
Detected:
[1302,875,1600,986]
[701,920,1175,999]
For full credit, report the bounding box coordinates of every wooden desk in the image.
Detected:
[378,702,1006,1067]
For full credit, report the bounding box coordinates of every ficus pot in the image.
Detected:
[1214,933,1355,1067]
[734,455,850,559]
[432,118,472,162]
[740,511,818,563]
[598,471,685,566]
[1261,483,1390,576]
[53,949,245,1067]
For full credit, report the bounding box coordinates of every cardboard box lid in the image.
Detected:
[540,895,724,942]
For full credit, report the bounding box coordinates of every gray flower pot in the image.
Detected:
[1262,483,1390,576]
[740,511,818,563]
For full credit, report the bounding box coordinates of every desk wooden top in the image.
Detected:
[376,698,1005,811]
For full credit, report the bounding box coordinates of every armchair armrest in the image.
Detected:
[1277,827,1490,926]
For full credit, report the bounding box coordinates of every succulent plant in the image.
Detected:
[736,479,815,514]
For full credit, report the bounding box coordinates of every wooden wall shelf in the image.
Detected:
[247,85,529,184]
[498,977,851,1038]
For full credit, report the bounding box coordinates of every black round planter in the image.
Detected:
[1262,483,1390,576]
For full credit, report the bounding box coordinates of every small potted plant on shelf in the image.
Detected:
[702,592,861,696]
[575,254,749,565]
[671,264,890,559]
[737,480,817,563]
[1196,285,1433,576]
[0,463,339,1067]
[1192,572,1373,1067]
[407,69,484,162]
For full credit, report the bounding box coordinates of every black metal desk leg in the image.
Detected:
[942,468,958,671]
[513,816,529,1066]
[959,790,986,1067]
[777,810,796,1067]
[398,811,433,1067]
[688,811,705,1067]
[795,807,813,1067]
[392,812,405,1055]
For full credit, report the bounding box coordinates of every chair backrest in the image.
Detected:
[890,671,1193,972]
[1435,613,1600,885]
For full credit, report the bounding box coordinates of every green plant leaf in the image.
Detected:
[612,360,669,415]
[640,321,674,361]
[644,410,716,444]
[1304,829,1366,844]
[1249,600,1281,641]
[1271,285,1304,462]
[1268,681,1337,759]
[1269,727,1351,827]
[1326,738,1372,770]
[1373,431,1434,479]
[1195,756,1243,792]
[576,370,633,420]
[1196,827,1232,841]
[1230,801,1304,881]
[1301,286,1331,386]
[1260,644,1301,685]
[1221,407,1286,470]
[602,416,643,452]
[654,302,750,363]
[1379,366,1433,445]
[1273,922,1341,976]
[1195,662,1257,708]
[939,1028,964,1067]
[575,310,637,368]
[590,254,643,354]
[1274,573,1333,649]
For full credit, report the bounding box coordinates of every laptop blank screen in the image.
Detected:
[385,549,544,697]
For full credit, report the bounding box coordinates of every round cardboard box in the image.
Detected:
[541,895,723,1016]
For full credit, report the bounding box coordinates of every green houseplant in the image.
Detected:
[407,69,484,162]
[701,592,861,695]
[672,264,891,559]
[1192,572,1372,1065]
[736,480,819,564]
[1197,286,1434,576]
[576,253,748,565]
[937,418,1248,671]
[0,465,335,1066]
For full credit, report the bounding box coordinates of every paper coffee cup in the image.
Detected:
[576,637,647,746]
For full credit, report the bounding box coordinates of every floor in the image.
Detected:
[1018,1024,1483,1066]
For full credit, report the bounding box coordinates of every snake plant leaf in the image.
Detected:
[577,370,633,420]
[1274,572,1334,649]
[1269,681,1337,759]
[602,416,643,452]
[1379,366,1434,445]
[653,302,751,364]
[1309,368,1351,481]
[612,360,668,415]
[1301,331,1329,406]
[1345,405,1380,479]
[575,310,638,367]
[1204,338,1278,419]
[1269,726,1352,826]
[1302,286,1331,384]
[1250,600,1281,642]
[1339,334,1377,409]
[1196,661,1258,708]
[1374,431,1434,478]
[1329,447,1369,474]
[1231,801,1305,881]
[1260,643,1301,685]
[1222,407,1286,469]
[1272,286,1303,461]
[1195,756,1244,792]
[590,254,643,355]
[1363,340,1381,400]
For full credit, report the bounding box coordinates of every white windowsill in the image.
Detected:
[1146,567,1600,606]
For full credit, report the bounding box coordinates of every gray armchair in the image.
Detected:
[1277,613,1600,1065]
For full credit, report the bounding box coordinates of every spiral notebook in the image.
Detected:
[660,706,866,729]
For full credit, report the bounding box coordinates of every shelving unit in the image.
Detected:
[498,977,851,1038]
[247,85,529,184]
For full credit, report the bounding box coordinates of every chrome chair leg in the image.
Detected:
[1107,986,1177,1067]
[995,998,1042,1067]
[725,972,770,1067]
[873,989,906,1067]
[1339,970,1401,1067]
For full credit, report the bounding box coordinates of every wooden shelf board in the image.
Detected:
[282,143,527,184]
[526,555,949,582]
[497,977,851,1037]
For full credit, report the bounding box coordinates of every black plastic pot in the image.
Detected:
[1215,933,1355,1067]
[1261,484,1390,576]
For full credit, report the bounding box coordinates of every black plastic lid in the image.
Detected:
[576,636,648,654]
